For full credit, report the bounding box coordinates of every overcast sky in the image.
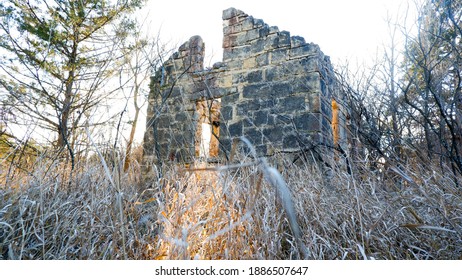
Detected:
[142,0,415,67]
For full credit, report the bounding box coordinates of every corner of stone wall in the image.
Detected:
[142,35,210,169]
[218,7,339,158]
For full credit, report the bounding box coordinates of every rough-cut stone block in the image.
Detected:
[233,70,263,84]
[244,128,263,146]
[259,25,270,38]
[164,64,174,75]
[240,16,255,31]
[292,78,315,93]
[169,87,182,98]
[290,36,306,47]
[225,60,244,70]
[320,78,327,94]
[242,83,267,99]
[278,95,306,112]
[181,125,195,139]
[279,60,305,76]
[221,93,239,103]
[232,45,253,60]
[255,145,267,155]
[256,53,269,67]
[283,134,299,149]
[263,127,283,143]
[222,35,234,49]
[223,32,248,48]
[274,114,293,125]
[264,67,283,81]
[223,26,231,35]
[219,137,232,153]
[241,117,253,128]
[223,86,239,96]
[301,57,319,73]
[223,45,252,61]
[173,58,184,71]
[237,101,260,115]
[253,39,266,53]
[242,82,293,99]
[157,115,173,128]
[270,48,288,64]
[269,26,279,34]
[322,117,332,135]
[278,31,291,47]
[253,110,269,126]
[271,82,293,98]
[231,73,244,84]
[294,73,321,93]
[245,28,260,42]
[247,70,263,84]
[254,18,265,28]
[223,23,244,35]
[223,48,233,61]
[258,98,277,110]
[155,129,171,142]
[226,16,241,27]
[289,45,314,59]
[265,34,279,50]
[307,94,321,113]
[175,112,189,122]
[221,105,233,120]
[321,99,331,116]
[243,57,257,68]
[289,44,319,59]
[222,74,233,87]
[293,113,321,132]
[223,7,246,20]
[228,121,243,136]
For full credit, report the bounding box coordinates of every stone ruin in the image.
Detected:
[142,7,347,167]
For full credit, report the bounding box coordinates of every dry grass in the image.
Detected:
[1,147,461,259]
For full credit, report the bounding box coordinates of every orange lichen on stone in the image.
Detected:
[332,99,339,147]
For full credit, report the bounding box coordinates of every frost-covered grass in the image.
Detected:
[1,147,461,259]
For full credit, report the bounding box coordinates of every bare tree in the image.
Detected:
[337,0,462,179]
[113,18,167,172]
[401,0,462,174]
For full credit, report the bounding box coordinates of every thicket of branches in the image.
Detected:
[338,0,462,183]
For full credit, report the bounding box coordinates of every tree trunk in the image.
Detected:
[123,77,141,172]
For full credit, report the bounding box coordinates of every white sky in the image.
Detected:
[142,0,415,67]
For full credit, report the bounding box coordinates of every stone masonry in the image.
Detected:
[143,8,346,166]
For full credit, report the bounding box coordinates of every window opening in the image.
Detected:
[195,99,221,159]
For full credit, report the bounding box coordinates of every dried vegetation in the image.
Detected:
[1,143,461,260]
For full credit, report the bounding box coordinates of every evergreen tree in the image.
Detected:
[0,0,144,166]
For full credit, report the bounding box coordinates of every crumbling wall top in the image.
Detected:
[142,8,346,166]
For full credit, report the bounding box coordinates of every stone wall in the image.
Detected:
[143,7,346,166]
